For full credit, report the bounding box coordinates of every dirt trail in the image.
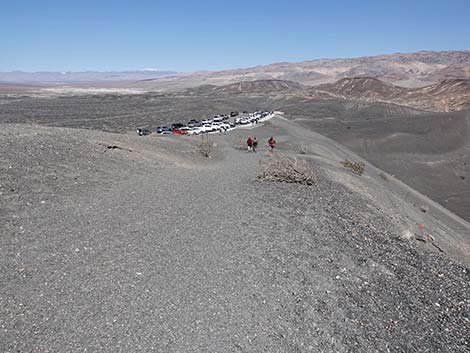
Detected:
[1,122,469,352]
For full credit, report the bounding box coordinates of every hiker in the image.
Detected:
[252,137,258,153]
[268,136,276,152]
[246,136,253,152]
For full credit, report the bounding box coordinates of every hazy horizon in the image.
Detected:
[1,49,469,74]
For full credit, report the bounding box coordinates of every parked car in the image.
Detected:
[230,111,239,117]
[172,127,188,135]
[137,128,151,136]
[200,124,213,132]
[209,123,221,132]
[156,126,172,134]
[187,127,204,135]
[172,123,185,130]
[179,127,192,135]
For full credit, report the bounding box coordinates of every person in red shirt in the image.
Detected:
[268,136,276,152]
[246,136,253,152]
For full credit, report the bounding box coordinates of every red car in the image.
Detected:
[173,128,189,135]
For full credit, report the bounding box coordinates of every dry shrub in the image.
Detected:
[378,172,389,181]
[258,153,317,185]
[341,160,365,175]
[199,140,213,158]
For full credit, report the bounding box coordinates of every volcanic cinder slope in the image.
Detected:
[0,77,469,222]
[1,117,469,352]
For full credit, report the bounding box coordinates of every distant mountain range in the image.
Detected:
[133,50,470,91]
[0,70,178,84]
[1,50,469,112]
[2,50,469,88]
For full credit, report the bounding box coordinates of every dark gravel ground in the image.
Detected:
[1,91,468,224]
[1,123,469,352]
[298,110,470,223]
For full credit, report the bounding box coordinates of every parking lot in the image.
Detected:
[137,111,274,136]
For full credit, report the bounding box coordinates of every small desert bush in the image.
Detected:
[341,160,365,175]
[378,172,389,181]
[199,140,213,158]
[258,153,317,185]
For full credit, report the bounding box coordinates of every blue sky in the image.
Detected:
[1,0,469,72]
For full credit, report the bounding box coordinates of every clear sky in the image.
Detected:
[1,0,469,72]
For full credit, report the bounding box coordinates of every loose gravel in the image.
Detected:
[1,124,469,352]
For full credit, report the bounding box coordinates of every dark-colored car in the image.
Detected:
[137,128,151,136]
[231,111,239,117]
[156,126,172,134]
[172,123,185,130]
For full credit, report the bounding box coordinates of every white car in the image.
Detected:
[199,124,213,132]
[201,119,212,124]
[187,127,204,135]
[178,127,192,134]
[209,123,221,132]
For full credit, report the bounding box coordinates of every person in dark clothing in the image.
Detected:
[252,137,258,153]
[246,136,253,152]
[268,136,276,152]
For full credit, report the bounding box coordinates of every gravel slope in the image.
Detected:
[1,123,469,352]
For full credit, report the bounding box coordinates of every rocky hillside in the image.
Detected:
[181,79,307,96]
[315,77,408,100]
[178,77,470,112]
[314,77,470,112]
[404,79,470,111]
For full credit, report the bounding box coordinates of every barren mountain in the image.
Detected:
[3,51,469,92]
[315,77,408,100]
[131,50,470,91]
[434,62,470,80]
[178,76,470,113]
[407,79,470,111]
[315,77,470,112]
[181,80,307,96]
